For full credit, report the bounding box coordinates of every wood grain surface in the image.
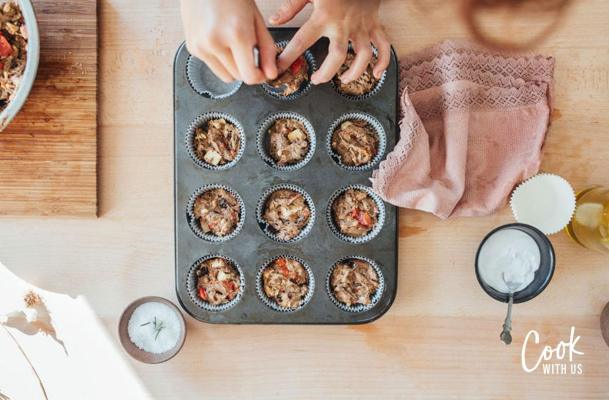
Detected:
[0,0,97,217]
[1,0,609,399]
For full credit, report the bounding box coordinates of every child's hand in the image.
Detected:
[270,0,390,85]
[180,0,277,84]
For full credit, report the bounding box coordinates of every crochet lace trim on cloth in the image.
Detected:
[371,120,421,196]
[371,95,423,196]
[399,39,554,75]
[398,39,554,96]
[411,82,549,120]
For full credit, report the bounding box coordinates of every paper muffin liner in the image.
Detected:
[185,112,246,171]
[325,256,385,313]
[510,173,576,235]
[186,254,245,312]
[262,40,317,101]
[256,111,316,171]
[186,184,246,242]
[186,55,242,99]
[326,184,386,244]
[256,184,316,243]
[326,112,387,172]
[255,255,315,313]
[330,46,386,101]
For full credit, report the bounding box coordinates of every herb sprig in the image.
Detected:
[140,316,166,341]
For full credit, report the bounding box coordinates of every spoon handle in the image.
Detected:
[500,293,514,345]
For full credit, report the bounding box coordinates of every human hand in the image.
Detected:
[180,0,278,84]
[269,0,390,85]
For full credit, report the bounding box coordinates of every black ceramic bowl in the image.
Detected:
[475,223,555,304]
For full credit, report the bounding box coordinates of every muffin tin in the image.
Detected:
[174,28,398,324]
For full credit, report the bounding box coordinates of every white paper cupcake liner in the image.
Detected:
[326,112,387,172]
[262,40,317,101]
[185,112,246,171]
[330,46,386,101]
[186,55,242,99]
[326,184,386,244]
[186,254,245,312]
[186,184,246,242]
[256,255,315,313]
[255,184,316,243]
[510,173,576,235]
[256,111,316,171]
[326,256,385,313]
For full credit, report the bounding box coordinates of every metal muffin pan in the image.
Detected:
[174,28,398,324]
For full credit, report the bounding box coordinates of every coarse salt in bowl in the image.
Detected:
[127,302,182,354]
[119,296,186,364]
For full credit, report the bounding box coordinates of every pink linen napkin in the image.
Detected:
[371,40,555,219]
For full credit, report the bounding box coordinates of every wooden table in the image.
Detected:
[1,0,609,398]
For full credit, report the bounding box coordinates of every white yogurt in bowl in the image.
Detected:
[477,228,541,293]
[475,223,555,304]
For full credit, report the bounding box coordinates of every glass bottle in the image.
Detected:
[565,186,609,253]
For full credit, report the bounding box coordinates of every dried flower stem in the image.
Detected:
[0,325,48,400]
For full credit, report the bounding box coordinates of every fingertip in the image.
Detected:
[269,14,280,25]
[311,73,328,85]
[276,58,289,73]
[373,68,385,80]
[265,65,278,80]
[339,73,352,84]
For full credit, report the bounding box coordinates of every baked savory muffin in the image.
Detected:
[267,118,310,166]
[196,257,241,305]
[193,188,240,237]
[193,118,241,167]
[266,52,308,97]
[262,189,311,241]
[331,119,379,167]
[331,189,379,238]
[333,52,379,97]
[262,257,309,309]
[330,259,379,307]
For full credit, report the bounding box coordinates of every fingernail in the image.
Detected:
[270,13,280,23]
[339,73,352,84]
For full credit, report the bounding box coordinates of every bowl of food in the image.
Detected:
[0,0,39,131]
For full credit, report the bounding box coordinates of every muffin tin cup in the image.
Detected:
[262,40,317,101]
[186,254,246,312]
[326,184,386,244]
[326,112,387,172]
[255,183,316,243]
[256,111,316,171]
[186,55,242,99]
[256,255,316,313]
[186,184,246,243]
[326,256,385,313]
[330,46,387,101]
[185,112,246,171]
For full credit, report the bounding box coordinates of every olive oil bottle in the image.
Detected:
[565,186,609,253]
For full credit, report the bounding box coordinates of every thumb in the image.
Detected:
[269,0,309,26]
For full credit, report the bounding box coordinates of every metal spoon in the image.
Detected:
[500,272,523,345]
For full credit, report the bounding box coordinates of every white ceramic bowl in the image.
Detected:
[0,0,39,131]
